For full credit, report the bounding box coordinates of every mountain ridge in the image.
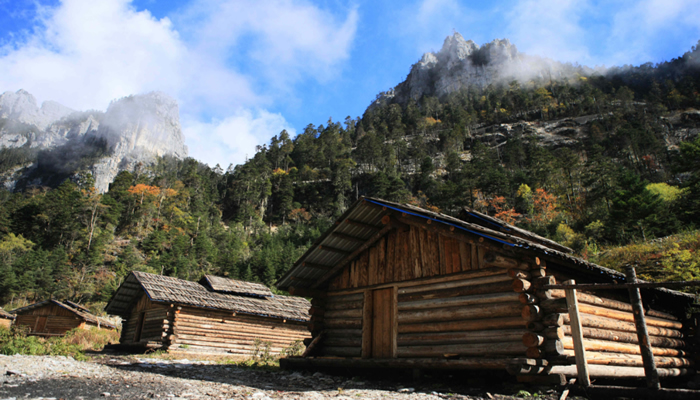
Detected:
[0,90,188,192]
[372,33,598,109]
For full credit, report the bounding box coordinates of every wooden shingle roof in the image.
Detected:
[11,300,116,329]
[277,197,693,301]
[202,275,273,297]
[0,307,14,320]
[105,272,310,322]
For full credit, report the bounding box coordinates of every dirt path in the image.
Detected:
[1,354,578,400]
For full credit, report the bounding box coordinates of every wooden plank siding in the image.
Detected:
[329,225,486,291]
[14,303,86,336]
[317,224,532,361]
[120,293,171,347]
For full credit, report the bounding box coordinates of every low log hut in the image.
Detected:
[0,307,14,329]
[105,272,310,357]
[276,197,697,381]
[11,300,117,336]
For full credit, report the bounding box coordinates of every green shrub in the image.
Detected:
[0,325,117,360]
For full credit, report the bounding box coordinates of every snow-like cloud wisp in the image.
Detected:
[0,0,358,167]
[183,109,296,171]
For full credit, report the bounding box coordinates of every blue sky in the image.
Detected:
[1,0,699,168]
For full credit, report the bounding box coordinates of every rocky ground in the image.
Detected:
[0,354,584,400]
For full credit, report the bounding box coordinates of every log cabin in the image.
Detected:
[11,300,117,336]
[276,197,698,382]
[105,272,310,357]
[0,307,14,329]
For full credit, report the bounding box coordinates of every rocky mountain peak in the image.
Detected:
[0,89,75,130]
[99,91,187,159]
[372,33,586,109]
[437,33,478,67]
[0,90,188,192]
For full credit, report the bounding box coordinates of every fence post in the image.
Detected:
[625,264,661,390]
[564,279,590,387]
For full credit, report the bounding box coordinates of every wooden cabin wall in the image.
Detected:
[312,224,538,363]
[120,293,171,347]
[0,319,12,329]
[14,304,84,336]
[328,225,484,291]
[313,224,694,377]
[169,306,309,357]
[528,274,693,376]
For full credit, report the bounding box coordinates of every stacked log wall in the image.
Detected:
[525,271,694,378]
[120,293,170,347]
[317,293,363,357]
[169,306,309,357]
[316,223,545,363]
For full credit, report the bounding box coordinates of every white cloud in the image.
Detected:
[505,0,592,65]
[606,0,700,65]
[184,109,296,168]
[0,0,194,111]
[0,0,358,167]
[396,0,478,53]
[179,0,358,90]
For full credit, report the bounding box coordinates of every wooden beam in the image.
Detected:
[564,279,590,388]
[290,276,316,284]
[301,332,324,357]
[626,265,661,390]
[345,219,381,231]
[545,280,700,291]
[318,245,351,256]
[331,232,367,243]
[288,286,326,298]
[312,222,394,288]
[302,262,333,271]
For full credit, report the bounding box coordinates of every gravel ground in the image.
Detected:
[0,354,581,400]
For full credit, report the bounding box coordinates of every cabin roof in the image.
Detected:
[0,307,14,320]
[276,197,693,300]
[10,300,116,328]
[202,275,273,297]
[105,272,310,322]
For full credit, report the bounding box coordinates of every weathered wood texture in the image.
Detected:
[329,225,492,291]
[532,268,692,379]
[315,227,539,360]
[170,306,309,357]
[120,294,171,346]
[13,303,110,336]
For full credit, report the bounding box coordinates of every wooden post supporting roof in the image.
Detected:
[564,279,590,387]
[625,265,661,390]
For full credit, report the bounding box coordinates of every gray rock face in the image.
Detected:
[377,33,590,107]
[0,90,188,192]
[0,89,75,130]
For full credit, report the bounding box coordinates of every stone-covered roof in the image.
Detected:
[11,300,116,329]
[105,272,310,322]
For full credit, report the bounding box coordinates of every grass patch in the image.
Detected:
[0,325,120,360]
[591,230,700,289]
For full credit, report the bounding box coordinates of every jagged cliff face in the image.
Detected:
[0,90,188,192]
[375,33,591,107]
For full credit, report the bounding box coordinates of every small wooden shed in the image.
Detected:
[0,307,14,329]
[276,197,696,381]
[105,272,311,357]
[11,300,117,336]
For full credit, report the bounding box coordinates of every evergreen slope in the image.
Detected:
[1,40,700,310]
